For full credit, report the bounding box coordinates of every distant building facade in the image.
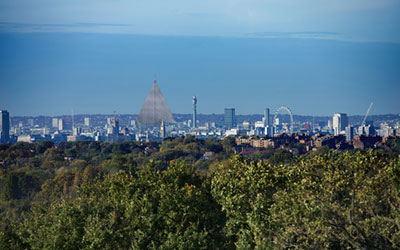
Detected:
[379,123,395,137]
[84,117,90,127]
[345,125,354,142]
[224,108,236,129]
[333,113,348,136]
[0,110,10,144]
[111,117,119,142]
[52,118,59,128]
[264,108,270,127]
[358,124,374,136]
[242,121,250,130]
[58,119,64,131]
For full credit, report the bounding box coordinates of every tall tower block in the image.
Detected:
[193,96,197,129]
[0,110,10,144]
[264,108,270,127]
[333,113,348,136]
[224,108,236,129]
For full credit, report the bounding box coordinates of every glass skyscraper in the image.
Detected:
[0,110,10,144]
[264,108,270,127]
[224,108,236,129]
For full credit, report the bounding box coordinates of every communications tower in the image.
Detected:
[193,96,197,129]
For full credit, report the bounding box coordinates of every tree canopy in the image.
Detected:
[1,139,399,249]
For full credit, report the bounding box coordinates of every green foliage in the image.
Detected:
[0,217,27,249]
[270,151,400,249]
[386,138,400,154]
[18,161,228,249]
[1,172,40,200]
[34,141,54,154]
[1,139,400,249]
[244,150,273,162]
[211,151,400,249]
[0,141,158,226]
[211,155,286,249]
[204,137,223,153]
[221,137,236,154]
[267,148,294,165]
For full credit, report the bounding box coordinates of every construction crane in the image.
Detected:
[361,102,373,126]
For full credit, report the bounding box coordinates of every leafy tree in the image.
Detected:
[0,217,27,249]
[34,141,54,154]
[267,148,294,165]
[293,142,306,155]
[38,172,77,200]
[1,137,400,250]
[270,151,400,249]
[386,138,400,154]
[17,161,229,249]
[204,137,223,153]
[221,137,236,154]
[43,147,64,162]
[211,155,285,249]
[1,172,40,201]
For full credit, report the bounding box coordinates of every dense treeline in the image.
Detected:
[1,137,400,249]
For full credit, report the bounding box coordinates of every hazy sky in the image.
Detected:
[1,0,400,43]
[0,0,399,116]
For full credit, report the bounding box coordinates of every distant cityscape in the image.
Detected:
[1,79,400,153]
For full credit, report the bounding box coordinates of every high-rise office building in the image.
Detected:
[345,125,354,142]
[242,121,250,130]
[327,120,332,130]
[0,110,10,144]
[264,108,270,127]
[73,127,81,136]
[84,117,90,127]
[342,114,348,130]
[130,120,136,128]
[333,113,348,136]
[52,118,59,128]
[379,122,395,137]
[111,117,119,142]
[58,119,64,131]
[224,108,236,129]
[358,124,373,136]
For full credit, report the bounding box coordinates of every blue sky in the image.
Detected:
[0,0,399,116]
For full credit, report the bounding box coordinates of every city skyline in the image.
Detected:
[1,2,399,248]
[1,1,399,116]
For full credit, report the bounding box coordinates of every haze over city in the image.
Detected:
[2,2,400,249]
[1,0,400,116]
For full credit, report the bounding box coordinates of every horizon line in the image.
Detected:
[8,112,400,118]
[1,28,399,45]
